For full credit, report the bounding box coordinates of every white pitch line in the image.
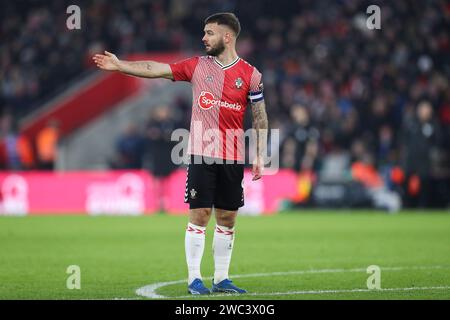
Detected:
[135,265,450,299]
[174,286,450,299]
[136,279,187,299]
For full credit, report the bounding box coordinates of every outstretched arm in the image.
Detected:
[251,100,269,181]
[93,51,173,80]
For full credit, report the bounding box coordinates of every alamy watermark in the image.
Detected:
[66,265,81,289]
[66,5,81,30]
[366,265,381,289]
[366,5,381,30]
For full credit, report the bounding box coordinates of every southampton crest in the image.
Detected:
[235,77,243,89]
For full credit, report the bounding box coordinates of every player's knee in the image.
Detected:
[218,218,235,228]
[189,208,212,226]
[215,211,237,228]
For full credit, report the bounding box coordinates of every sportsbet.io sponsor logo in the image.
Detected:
[197,91,242,111]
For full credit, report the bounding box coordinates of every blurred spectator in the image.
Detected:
[352,154,384,190]
[280,137,297,170]
[281,104,320,172]
[144,105,180,177]
[351,153,401,212]
[335,108,360,151]
[36,119,60,170]
[0,114,34,170]
[110,122,145,169]
[377,125,396,168]
[143,104,181,212]
[400,101,443,207]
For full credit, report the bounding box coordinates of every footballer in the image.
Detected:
[93,12,268,295]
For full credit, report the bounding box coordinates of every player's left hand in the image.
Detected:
[252,156,264,181]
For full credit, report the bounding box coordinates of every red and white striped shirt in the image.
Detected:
[170,56,263,161]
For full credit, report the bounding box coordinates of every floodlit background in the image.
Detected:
[1,0,449,214]
[0,0,449,300]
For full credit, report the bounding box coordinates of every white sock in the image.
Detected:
[213,225,235,284]
[185,223,206,285]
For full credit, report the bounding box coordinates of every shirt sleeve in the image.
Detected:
[169,56,199,82]
[248,67,264,103]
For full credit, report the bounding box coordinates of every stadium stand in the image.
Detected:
[0,0,449,208]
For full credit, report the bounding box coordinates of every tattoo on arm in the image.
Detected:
[251,100,268,158]
[118,60,172,79]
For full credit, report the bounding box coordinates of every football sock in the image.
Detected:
[213,225,235,284]
[185,223,206,285]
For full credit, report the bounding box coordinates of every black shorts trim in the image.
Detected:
[214,204,241,211]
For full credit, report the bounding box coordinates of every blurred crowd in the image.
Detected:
[109,103,186,178]
[0,0,449,207]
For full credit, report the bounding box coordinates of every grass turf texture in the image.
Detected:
[0,210,449,300]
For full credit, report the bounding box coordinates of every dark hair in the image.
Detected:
[204,12,241,37]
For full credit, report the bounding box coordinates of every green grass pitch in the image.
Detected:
[0,210,449,300]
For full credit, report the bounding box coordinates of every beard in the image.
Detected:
[205,40,225,56]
